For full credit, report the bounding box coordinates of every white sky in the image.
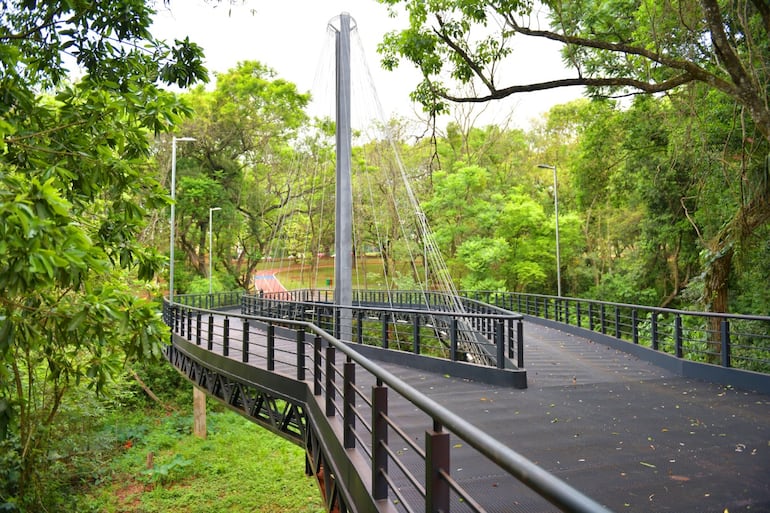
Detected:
[151,0,584,130]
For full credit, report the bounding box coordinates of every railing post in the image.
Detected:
[651,312,659,351]
[325,346,336,416]
[450,318,458,361]
[632,309,639,344]
[334,308,340,339]
[425,422,450,513]
[223,317,230,357]
[242,319,249,363]
[343,360,355,449]
[721,320,731,368]
[180,308,186,337]
[600,304,607,334]
[196,312,202,346]
[372,383,389,500]
[297,328,306,381]
[314,335,322,396]
[381,313,390,350]
[675,315,683,358]
[495,320,504,369]
[564,300,569,325]
[267,323,275,371]
[576,302,582,328]
[614,306,621,338]
[357,310,364,344]
[207,313,214,350]
[588,303,594,331]
[413,314,421,355]
[517,319,524,369]
[186,311,192,341]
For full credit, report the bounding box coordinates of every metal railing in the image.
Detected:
[465,291,770,374]
[169,290,244,310]
[242,289,525,370]
[162,297,614,513]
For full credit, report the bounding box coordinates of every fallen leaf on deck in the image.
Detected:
[669,475,690,482]
[639,461,657,469]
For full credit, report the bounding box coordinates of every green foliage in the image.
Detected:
[83,410,324,513]
[170,61,313,290]
[0,0,207,509]
[142,454,192,486]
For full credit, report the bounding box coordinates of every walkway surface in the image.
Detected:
[376,321,770,513]
[186,310,770,513]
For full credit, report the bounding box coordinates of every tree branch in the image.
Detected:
[440,74,694,103]
[433,15,496,93]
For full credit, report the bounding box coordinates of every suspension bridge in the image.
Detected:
[162,290,770,513]
[162,13,770,513]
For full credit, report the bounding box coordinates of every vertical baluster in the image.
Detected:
[517,320,524,369]
[381,313,390,350]
[325,346,336,416]
[357,310,364,344]
[426,422,450,513]
[450,318,458,361]
[721,320,731,368]
[297,328,305,380]
[495,320,504,369]
[413,315,421,355]
[223,317,230,357]
[632,310,639,344]
[372,383,388,500]
[242,319,249,363]
[313,335,322,396]
[207,313,214,350]
[343,359,355,449]
[196,312,202,346]
[267,323,275,371]
[675,315,683,358]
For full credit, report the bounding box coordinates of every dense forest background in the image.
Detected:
[2,0,769,510]
[164,60,770,316]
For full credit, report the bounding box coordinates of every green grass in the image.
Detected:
[81,408,325,513]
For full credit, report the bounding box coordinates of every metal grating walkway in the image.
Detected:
[377,321,770,512]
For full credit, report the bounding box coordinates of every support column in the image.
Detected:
[333,12,353,343]
[193,386,207,439]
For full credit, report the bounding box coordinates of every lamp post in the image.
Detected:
[208,207,221,295]
[169,136,196,303]
[538,164,562,297]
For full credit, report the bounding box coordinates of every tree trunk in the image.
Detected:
[703,245,733,362]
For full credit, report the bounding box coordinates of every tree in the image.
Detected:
[378,0,770,313]
[173,61,311,290]
[0,1,206,508]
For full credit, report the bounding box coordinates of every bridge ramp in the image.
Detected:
[374,321,770,513]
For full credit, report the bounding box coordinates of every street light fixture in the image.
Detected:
[538,164,562,297]
[169,136,196,304]
[208,207,222,295]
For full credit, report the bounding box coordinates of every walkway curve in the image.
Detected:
[163,298,770,513]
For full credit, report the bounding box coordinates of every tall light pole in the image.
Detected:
[538,164,562,297]
[208,207,221,295]
[169,136,196,303]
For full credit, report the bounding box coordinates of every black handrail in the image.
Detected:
[465,291,770,373]
[241,292,525,371]
[162,297,615,513]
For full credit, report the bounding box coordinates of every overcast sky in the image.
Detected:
[151,0,584,130]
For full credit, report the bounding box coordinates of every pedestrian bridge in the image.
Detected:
[162,290,770,513]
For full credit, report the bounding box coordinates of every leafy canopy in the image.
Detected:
[0,0,207,508]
